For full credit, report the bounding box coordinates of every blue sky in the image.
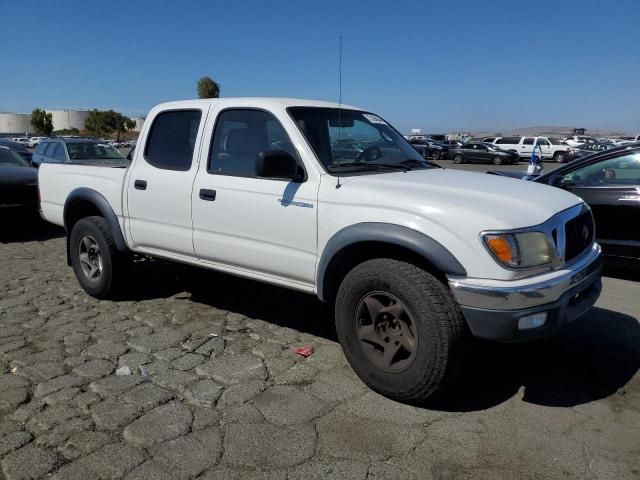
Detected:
[1,0,639,133]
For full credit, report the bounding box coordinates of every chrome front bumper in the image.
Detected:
[448,243,602,341]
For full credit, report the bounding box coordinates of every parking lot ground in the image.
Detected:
[0,207,639,480]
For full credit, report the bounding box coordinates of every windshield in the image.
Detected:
[0,148,28,167]
[67,142,125,161]
[288,107,435,173]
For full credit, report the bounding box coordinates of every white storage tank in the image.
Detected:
[132,117,145,132]
[0,113,33,134]
[46,109,89,131]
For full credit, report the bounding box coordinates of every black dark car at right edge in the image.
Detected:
[489,144,640,267]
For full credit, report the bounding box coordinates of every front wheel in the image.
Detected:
[453,154,463,164]
[69,216,128,299]
[431,150,441,160]
[334,259,468,402]
[492,155,503,165]
[553,151,565,163]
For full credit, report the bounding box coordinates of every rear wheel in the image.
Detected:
[69,216,128,299]
[553,151,565,163]
[492,155,503,165]
[334,259,468,401]
[453,154,463,164]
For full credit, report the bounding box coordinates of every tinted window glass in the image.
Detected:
[536,138,550,146]
[144,110,202,171]
[0,148,28,166]
[497,137,520,144]
[45,142,58,157]
[562,153,640,187]
[523,137,534,145]
[288,107,429,173]
[35,142,48,155]
[209,109,296,177]
[52,144,66,161]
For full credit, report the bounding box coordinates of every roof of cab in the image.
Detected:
[152,97,364,112]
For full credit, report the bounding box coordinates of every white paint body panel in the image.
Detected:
[38,163,127,230]
[38,97,586,294]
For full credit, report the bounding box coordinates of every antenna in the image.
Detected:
[336,34,343,189]
[338,34,343,107]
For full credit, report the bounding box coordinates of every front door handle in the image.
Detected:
[134,180,147,190]
[199,189,217,201]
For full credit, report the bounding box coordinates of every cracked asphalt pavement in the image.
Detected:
[0,210,639,480]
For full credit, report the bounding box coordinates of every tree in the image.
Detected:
[31,109,53,135]
[197,76,220,98]
[85,109,135,140]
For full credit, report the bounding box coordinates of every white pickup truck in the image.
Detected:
[39,98,602,401]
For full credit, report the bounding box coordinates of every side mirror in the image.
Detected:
[256,150,305,182]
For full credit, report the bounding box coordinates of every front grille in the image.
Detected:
[564,211,594,262]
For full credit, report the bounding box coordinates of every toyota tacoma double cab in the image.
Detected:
[38,98,602,401]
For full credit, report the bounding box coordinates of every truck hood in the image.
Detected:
[334,168,582,231]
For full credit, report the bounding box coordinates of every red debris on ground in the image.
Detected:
[294,346,313,358]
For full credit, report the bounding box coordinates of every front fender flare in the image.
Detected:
[316,222,466,301]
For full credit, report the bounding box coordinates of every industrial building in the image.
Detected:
[0,113,34,135]
[0,109,91,135]
[132,117,145,132]
[46,109,90,131]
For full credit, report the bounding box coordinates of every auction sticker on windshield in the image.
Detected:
[363,113,386,124]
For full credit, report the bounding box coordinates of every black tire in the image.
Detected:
[431,150,441,161]
[453,154,463,164]
[553,151,565,163]
[492,155,503,165]
[69,216,127,299]
[334,258,468,402]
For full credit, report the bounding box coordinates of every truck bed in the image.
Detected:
[38,163,127,228]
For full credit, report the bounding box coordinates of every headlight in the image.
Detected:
[483,231,555,268]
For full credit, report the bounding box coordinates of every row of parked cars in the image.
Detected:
[408,134,640,165]
[5,135,136,149]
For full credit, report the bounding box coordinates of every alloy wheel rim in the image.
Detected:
[78,235,103,280]
[355,291,418,373]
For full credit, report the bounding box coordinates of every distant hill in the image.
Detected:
[475,126,634,138]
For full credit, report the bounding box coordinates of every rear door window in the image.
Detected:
[144,110,202,171]
[523,138,534,145]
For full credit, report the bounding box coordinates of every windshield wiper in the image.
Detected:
[400,159,440,169]
[330,162,411,172]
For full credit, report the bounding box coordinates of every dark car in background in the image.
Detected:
[409,138,447,160]
[440,139,463,148]
[450,142,519,165]
[489,144,640,266]
[32,138,127,168]
[0,138,33,165]
[0,146,39,210]
[564,142,615,163]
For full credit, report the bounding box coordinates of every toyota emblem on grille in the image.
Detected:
[582,225,589,241]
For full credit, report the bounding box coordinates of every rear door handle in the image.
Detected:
[199,189,216,201]
[134,180,147,190]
